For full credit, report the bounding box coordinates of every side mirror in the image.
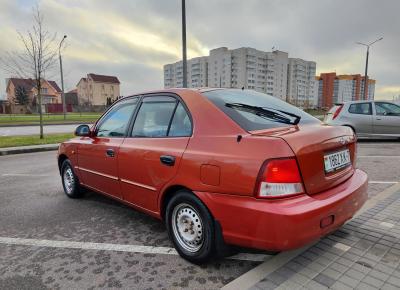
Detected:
[75,124,91,137]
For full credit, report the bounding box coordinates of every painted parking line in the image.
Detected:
[368,181,399,184]
[358,155,400,158]
[0,237,269,262]
[1,173,52,177]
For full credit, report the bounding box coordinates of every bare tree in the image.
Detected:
[0,5,58,139]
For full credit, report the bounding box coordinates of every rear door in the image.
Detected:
[346,102,373,135]
[118,95,192,212]
[373,102,400,135]
[77,98,138,199]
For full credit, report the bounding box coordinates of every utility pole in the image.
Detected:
[59,35,67,119]
[356,37,383,100]
[181,0,187,88]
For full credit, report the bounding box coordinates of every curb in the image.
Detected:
[0,144,59,156]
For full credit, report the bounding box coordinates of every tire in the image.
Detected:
[166,190,216,264]
[61,159,84,198]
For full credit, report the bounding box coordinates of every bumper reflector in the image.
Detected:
[320,215,335,228]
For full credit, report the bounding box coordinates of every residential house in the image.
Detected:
[77,73,120,106]
[6,78,62,105]
[65,89,79,105]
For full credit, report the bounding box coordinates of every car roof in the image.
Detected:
[340,100,373,104]
[338,100,398,106]
[123,87,231,98]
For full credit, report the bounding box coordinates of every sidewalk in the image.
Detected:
[250,185,400,290]
[0,144,59,156]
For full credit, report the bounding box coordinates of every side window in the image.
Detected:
[132,97,176,137]
[168,103,192,137]
[348,103,371,115]
[96,98,138,137]
[375,102,400,116]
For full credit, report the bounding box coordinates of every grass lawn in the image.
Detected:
[0,113,101,125]
[0,133,74,148]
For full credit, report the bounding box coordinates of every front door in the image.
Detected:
[118,96,192,213]
[77,98,139,199]
[373,102,400,135]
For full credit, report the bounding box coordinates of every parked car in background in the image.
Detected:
[324,100,400,138]
[58,88,368,263]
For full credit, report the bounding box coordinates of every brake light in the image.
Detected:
[255,158,304,198]
[332,105,343,120]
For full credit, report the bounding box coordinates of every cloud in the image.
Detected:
[0,0,399,100]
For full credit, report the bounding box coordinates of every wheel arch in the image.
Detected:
[343,124,356,134]
[160,185,195,221]
[58,154,69,174]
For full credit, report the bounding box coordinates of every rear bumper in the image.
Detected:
[194,169,368,251]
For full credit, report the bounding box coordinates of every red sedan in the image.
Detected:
[58,88,368,263]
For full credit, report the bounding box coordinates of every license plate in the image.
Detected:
[324,149,351,173]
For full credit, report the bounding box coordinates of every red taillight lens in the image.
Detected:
[255,158,305,198]
[332,105,343,120]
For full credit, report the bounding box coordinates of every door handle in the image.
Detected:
[160,155,175,166]
[106,148,115,157]
[376,118,381,120]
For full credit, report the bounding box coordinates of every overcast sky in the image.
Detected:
[0,0,399,100]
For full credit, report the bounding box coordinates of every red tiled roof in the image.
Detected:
[48,80,62,93]
[88,73,120,84]
[8,78,36,91]
[7,78,61,93]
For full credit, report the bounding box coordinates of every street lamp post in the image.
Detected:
[59,35,67,119]
[181,0,187,88]
[356,37,383,100]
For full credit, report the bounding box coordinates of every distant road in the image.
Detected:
[0,124,91,137]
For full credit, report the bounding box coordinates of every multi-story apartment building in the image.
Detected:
[77,73,120,106]
[207,47,289,100]
[287,58,317,107]
[163,47,314,102]
[164,57,208,88]
[316,73,376,108]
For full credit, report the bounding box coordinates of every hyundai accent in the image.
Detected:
[58,88,368,263]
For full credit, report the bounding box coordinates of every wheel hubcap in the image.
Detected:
[172,203,204,252]
[63,167,75,194]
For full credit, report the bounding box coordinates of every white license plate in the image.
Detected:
[324,149,351,173]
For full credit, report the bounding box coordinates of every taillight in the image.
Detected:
[255,158,305,199]
[332,105,343,120]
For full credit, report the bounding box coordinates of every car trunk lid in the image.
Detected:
[250,124,357,195]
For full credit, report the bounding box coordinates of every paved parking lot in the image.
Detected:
[0,140,399,289]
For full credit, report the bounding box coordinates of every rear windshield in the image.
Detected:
[202,89,320,131]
